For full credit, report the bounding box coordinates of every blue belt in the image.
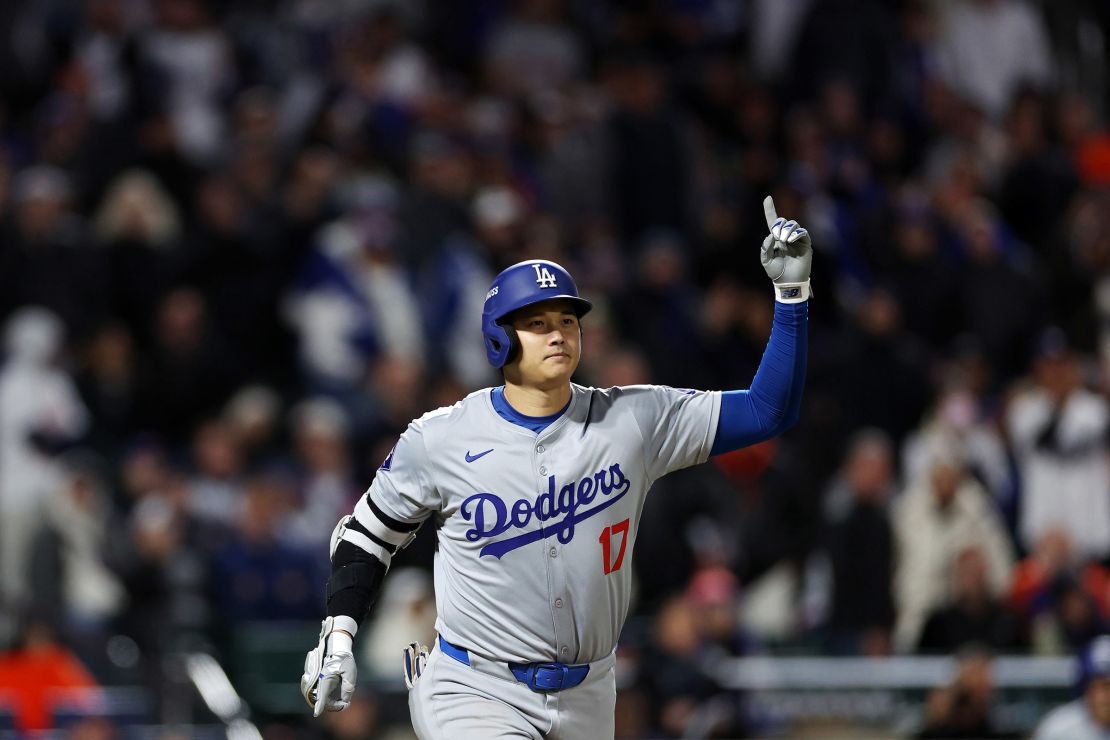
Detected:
[437,636,590,692]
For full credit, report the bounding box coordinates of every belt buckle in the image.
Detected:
[529,663,570,692]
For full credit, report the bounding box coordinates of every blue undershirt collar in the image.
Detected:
[491,386,570,434]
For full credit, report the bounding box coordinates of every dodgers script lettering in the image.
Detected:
[460,463,632,559]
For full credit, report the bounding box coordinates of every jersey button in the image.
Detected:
[549,547,557,558]
[554,598,563,608]
[539,466,547,475]
[537,444,545,453]
[560,647,569,656]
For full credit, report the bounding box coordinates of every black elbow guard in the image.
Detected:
[326,548,387,621]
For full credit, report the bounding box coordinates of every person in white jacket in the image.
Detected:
[892,433,1014,651]
[0,308,89,626]
[1009,335,1110,562]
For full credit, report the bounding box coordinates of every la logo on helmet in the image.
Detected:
[533,264,558,288]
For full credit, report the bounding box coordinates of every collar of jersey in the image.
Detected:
[491,386,570,433]
[483,384,580,439]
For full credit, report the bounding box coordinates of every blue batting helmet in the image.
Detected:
[482,259,592,368]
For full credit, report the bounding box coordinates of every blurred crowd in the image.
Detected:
[0,0,1108,736]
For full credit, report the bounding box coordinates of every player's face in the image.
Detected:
[505,299,581,389]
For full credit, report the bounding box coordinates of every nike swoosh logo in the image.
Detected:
[465,449,494,463]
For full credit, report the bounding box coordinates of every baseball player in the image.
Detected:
[1034,635,1110,740]
[301,196,811,738]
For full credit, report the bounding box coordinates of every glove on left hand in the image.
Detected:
[301,616,357,717]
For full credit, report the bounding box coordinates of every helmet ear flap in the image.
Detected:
[483,322,519,368]
[497,321,520,367]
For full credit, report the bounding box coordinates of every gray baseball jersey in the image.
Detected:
[1033,700,1110,740]
[345,382,721,665]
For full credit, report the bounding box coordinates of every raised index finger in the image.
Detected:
[763,196,779,231]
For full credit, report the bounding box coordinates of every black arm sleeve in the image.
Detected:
[326,540,388,626]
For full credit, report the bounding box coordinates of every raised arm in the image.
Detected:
[710,196,811,455]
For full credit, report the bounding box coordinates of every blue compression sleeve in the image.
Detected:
[710,300,808,455]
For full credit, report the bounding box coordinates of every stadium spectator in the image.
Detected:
[820,429,897,655]
[221,384,283,467]
[135,288,243,444]
[1011,529,1110,629]
[0,167,107,340]
[642,594,731,738]
[680,566,751,736]
[1057,94,1110,188]
[282,397,358,550]
[604,52,691,245]
[934,0,1054,121]
[92,169,182,343]
[883,191,962,352]
[1009,331,1110,561]
[903,382,1013,506]
[141,0,235,166]
[956,198,1047,384]
[634,459,743,613]
[832,287,932,446]
[111,476,213,687]
[1056,188,1110,356]
[28,453,125,661]
[0,308,88,633]
[917,545,1025,654]
[484,0,586,97]
[413,190,495,390]
[0,618,100,733]
[1012,529,1110,661]
[997,90,1077,255]
[787,0,898,111]
[285,175,424,399]
[614,236,705,386]
[916,647,1016,738]
[893,435,1014,651]
[211,470,320,623]
[186,418,246,528]
[180,169,296,385]
[75,324,140,461]
[1034,577,1110,656]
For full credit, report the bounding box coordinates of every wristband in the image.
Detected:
[774,280,811,304]
[327,615,358,652]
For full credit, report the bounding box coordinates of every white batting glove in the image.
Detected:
[402,641,429,690]
[761,195,812,303]
[301,616,358,717]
